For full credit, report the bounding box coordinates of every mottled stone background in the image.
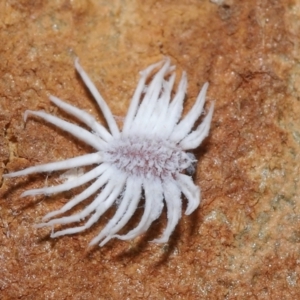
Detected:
[1,0,300,299]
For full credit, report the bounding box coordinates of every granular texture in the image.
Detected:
[1,0,299,299]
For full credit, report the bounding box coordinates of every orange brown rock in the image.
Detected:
[0,0,299,298]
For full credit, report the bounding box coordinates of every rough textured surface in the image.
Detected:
[0,0,300,298]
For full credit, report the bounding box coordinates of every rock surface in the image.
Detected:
[0,0,299,298]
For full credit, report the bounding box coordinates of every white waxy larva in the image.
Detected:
[4,58,214,247]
